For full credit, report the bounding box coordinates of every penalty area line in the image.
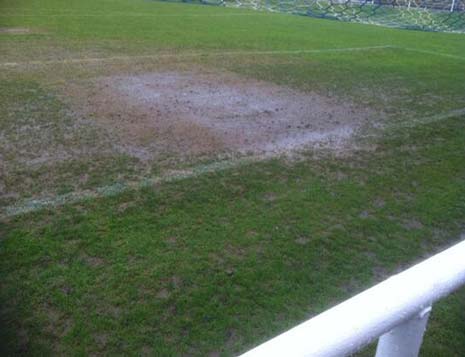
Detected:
[0,13,267,18]
[3,106,465,218]
[1,156,262,219]
[0,45,393,67]
[391,107,465,129]
[395,46,465,62]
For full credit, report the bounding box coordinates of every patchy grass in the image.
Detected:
[1,0,465,355]
[2,115,465,355]
[2,0,465,204]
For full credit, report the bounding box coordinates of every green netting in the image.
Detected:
[161,0,465,33]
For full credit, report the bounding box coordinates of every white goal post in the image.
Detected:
[241,238,465,357]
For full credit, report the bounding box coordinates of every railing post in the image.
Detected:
[241,239,465,357]
[375,306,432,357]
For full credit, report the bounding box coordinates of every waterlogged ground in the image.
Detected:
[1,68,379,213]
[1,0,465,355]
[67,71,374,156]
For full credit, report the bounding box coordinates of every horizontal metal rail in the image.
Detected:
[241,238,465,357]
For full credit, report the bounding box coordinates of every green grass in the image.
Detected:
[1,0,465,355]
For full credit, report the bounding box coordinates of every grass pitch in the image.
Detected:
[1,0,465,355]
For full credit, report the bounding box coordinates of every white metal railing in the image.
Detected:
[241,238,465,357]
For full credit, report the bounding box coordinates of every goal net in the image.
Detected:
[169,0,465,33]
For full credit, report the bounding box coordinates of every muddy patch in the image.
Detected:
[66,71,377,160]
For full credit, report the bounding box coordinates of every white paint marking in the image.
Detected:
[0,45,393,67]
[395,46,465,61]
[0,13,267,18]
[2,106,464,218]
[392,107,465,129]
[2,156,261,218]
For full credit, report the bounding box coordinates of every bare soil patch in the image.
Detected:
[65,71,376,161]
[1,70,379,208]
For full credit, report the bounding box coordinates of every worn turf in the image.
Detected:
[1,0,465,355]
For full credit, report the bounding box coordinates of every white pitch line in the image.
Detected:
[0,45,393,67]
[395,46,465,61]
[391,107,465,129]
[0,13,267,17]
[2,155,261,218]
[2,106,465,218]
